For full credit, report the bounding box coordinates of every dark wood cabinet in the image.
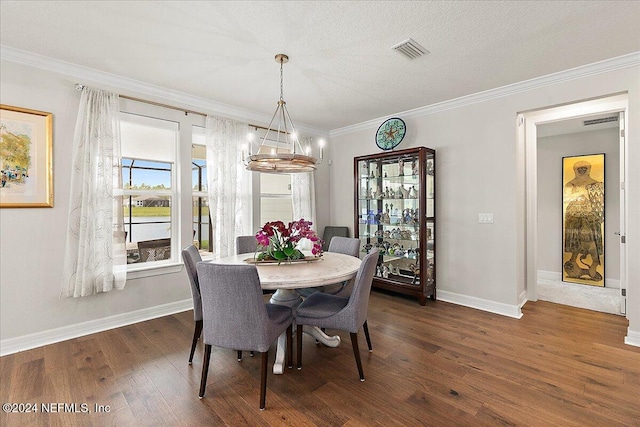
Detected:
[354,147,435,305]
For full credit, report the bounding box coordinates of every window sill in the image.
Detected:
[126,262,183,280]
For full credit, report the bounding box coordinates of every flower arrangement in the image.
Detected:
[255,219,323,262]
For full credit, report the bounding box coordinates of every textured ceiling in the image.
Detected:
[1,1,639,131]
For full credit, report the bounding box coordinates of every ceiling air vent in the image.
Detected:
[392,38,429,59]
[584,116,618,126]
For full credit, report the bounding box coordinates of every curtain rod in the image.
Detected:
[74,83,275,133]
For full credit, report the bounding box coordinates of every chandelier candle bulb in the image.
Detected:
[247,133,254,156]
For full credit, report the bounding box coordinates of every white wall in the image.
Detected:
[1,56,638,349]
[0,59,332,351]
[329,63,640,343]
[0,62,193,344]
[537,128,620,282]
[331,99,523,308]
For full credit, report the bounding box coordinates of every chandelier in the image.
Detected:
[244,54,323,174]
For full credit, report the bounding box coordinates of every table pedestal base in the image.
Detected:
[269,289,341,374]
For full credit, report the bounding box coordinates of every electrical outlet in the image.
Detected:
[478,213,494,224]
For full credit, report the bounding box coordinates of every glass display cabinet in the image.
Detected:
[354,146,435,305]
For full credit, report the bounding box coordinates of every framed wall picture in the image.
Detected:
[562,153,605,286]
[0,105,53,207]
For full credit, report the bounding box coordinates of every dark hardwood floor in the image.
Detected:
[2,291,639,426]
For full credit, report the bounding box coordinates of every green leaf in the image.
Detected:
[273,250,287,260]
[283,246,295,257]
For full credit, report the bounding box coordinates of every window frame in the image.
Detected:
[250,127,294,227]
[122,157,174,261]
[115,100,316,279]
[259,173,293,226]
[191,132,212,254]
[119,108,183,277]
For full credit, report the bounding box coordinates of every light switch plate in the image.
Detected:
[479,213,494,224]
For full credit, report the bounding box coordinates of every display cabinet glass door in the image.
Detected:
[355,146,435,305]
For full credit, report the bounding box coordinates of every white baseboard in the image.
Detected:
[518,290,528,308]
[537,270,620,289]
[0,299,193,357]
[437,290,523,319]
[625,328,640,347]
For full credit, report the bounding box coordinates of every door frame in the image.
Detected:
[518,93,628,312]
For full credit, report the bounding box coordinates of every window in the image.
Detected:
[120,113,178,265]
[115,104,310,275]
[251,127,294,226]
[191,127,211,254]
[259,173,292,225]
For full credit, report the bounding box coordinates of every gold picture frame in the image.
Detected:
[0,104,53,207]
[562,153,605,286]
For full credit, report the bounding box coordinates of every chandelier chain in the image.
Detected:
[280,61,284,102]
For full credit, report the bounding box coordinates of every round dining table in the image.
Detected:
[208,251,362,374]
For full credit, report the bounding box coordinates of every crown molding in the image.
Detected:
[2,46,637,139]
[0,45,329,137]
[330,51,640,137]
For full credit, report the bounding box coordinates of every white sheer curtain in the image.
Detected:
[62,87,126,297]
[291,135,317,250]
[205,115,251,258]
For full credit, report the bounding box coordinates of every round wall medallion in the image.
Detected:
[375,117,406,150]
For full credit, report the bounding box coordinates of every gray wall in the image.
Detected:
[328,64,639,339]
[537,128,620,283]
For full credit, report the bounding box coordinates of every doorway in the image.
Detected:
[520,93,628,316]
[536,114,620,314]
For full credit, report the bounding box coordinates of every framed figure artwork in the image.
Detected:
[0,105,53,208]
[562,153,605,286]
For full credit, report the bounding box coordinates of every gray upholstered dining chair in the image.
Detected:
[236,235,261,254]
[296,236,373,351]
[321,226,349,252]
[196,262,294,409]
[182,245,254,363]
[295,249,379,381]
[181,245,203,365]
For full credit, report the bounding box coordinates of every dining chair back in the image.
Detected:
[236,235,262,255]
[181,245,203,364]
[295,249,379,381]
[327,236,360,258]
[196,262,294,409]
[321,226,349,252]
